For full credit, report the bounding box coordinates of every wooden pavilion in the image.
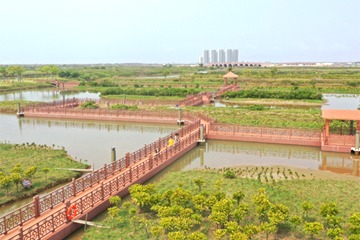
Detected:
[223,71,238,86]
[322,109,360,153]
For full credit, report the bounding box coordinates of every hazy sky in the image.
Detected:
[1,0,359,64]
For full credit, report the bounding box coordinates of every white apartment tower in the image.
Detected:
[218,49,225,63]
[199,56,204,64]
[226,49,232,62]
[232,49,239,62]
[203,50,210,64]
[210,49,218,63]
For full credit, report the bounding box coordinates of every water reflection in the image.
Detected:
[0,114,177,169]
[322,94,360,110]
[0,90,100,102]
[150,140,358,182]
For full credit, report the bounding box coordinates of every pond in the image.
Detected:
[0,90,100,102]
[0,89,358,238]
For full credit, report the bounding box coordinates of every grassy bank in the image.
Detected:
[82,167,360,240]
[0,81,53,93]
[0,100,40,113]
[0,143,89,206]
[186,105,323,129]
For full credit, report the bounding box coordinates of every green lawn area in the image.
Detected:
[0,143,89,206]
[82,167,360,240]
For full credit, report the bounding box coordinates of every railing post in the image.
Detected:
[149,155,153,170]
[129,168,132,182]
[104,164,108,179]
[125,152,130,168]
[101,182,104,200]
[19,227,23,240]
[65,201,71,222]
[72,178,76,196]
[34,195,40,218]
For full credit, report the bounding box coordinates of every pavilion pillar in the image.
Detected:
[324,119,330,144]
[357,120,360,131]
[224,77,227,86]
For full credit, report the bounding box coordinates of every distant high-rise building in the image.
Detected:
[218,49,225,63]
[203,50,210,64]
[232,49,239,62]
[199,48,239,64]
[210,49,218,63]
[199,56,204,64]
[226,49,232,62]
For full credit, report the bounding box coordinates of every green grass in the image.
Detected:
[0,100,40,113]
[0,143,89,206]
[186,105,323,129]
[82,167,360,240]
[0,81,52,93]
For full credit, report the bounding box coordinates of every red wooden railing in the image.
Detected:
[209,123,322,141]
[1,120,200,239]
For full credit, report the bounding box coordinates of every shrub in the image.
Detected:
[224,170,236,179]
[80,101,98,109]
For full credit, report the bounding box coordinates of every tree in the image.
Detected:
[40,65,59,80]
[167,231,186,240]
[193,178,205,191]
[302,201,314,218]
[129,184,159,212]
[163,69,170,79]
[232,203,249,224]
[188,231,207,240]
[107,206,120,219]
[304,222,324,239]
[326,227,344,239]
[349,212,360,235]
[320,202,339,218]
[289,215,302,230]
[229,232,248,240]
[7,65,26,82]
[24,166,37,179]
[232,190,245,205]
[170,187,192,207]
[109,195,121,206]
[260,222,277,240]
[252,188,271,222]
[10,173,22,192]
[0,175,12,196]
[0,67,8,81]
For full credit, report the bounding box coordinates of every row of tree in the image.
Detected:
[223,88,323,100]
[101,182,360,240]
[0,65,60,82]
[101,87,200,97]
[0,164,49,197]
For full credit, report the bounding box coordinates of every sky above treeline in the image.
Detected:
[1,0,359,64]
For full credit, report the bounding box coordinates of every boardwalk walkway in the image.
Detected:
[1,119,202,240]
[2,95,355,239]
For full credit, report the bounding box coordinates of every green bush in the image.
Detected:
[224,170,236,179]
[110,104,138,111]
[223,88,322,100]
[80,100,98,109]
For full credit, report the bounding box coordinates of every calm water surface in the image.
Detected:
[0,90,100,102]
[0,90,358,238]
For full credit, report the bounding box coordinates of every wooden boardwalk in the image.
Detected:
[2,96,356,239]
[1,120,201,240]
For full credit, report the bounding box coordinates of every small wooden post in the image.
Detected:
[111,147,116,162]
[72,178,76,196]
[33,195,40,218]
[125,153,130,167]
